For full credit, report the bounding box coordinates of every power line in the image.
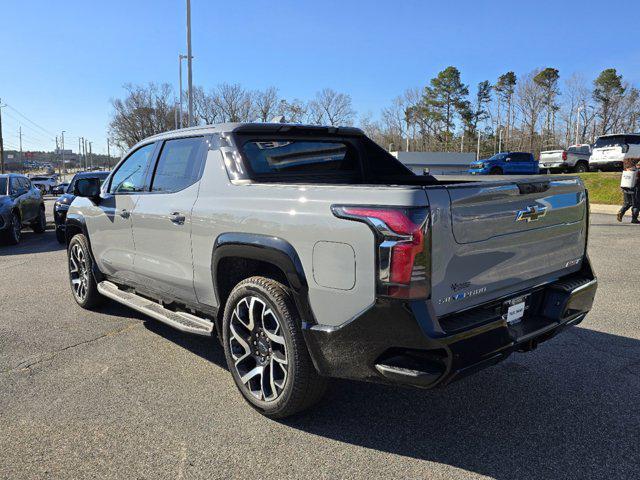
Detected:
[2,110,54,144]
[5,104,56,138]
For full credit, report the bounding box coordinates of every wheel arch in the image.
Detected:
[211,233,316,334]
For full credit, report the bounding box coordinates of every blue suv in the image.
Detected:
[469,152,539,175]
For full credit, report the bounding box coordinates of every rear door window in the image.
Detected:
[150,137,206,193]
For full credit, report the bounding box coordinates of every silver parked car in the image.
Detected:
[65,123,597,417]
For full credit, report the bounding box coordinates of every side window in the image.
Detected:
[9,178,18,194]
[150,137,205,193]
[567,147,576,154]
[109,143,156,194]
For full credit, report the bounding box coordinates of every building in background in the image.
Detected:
[391,151,476,175]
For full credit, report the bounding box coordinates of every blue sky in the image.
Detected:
[1,0,639,154]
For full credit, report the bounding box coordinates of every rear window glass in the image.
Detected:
[240,140,358,179]
[594,136,625,148]
[0,178,7,194]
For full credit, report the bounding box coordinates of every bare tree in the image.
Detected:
[308,88,355,126]
[516,71,546,152]
[109,83,177,149]
[191,85,223,125]
[212,83,254,122]
[277,98,308,123]
[254,87,280,122]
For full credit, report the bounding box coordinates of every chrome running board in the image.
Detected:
[97,281,214,336]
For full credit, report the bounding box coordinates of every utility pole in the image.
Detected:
[18,126,23,166]
[107,138,111,169]
[82,138,86,170]
[186,0,194,127]
[78,137,82,172]
[0,99,5,174]
[476,133,481,161]
[460,132,464,152]
[89,142,93,169]
[61,131,66,174]
[498,128,503,153]
[55,136,61,176]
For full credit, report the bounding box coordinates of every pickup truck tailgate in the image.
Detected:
[426,177,587,317]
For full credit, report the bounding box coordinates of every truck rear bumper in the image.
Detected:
[303,259,597,389]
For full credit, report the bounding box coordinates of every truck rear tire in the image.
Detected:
[574,162,588,173]
[222,276,327,418]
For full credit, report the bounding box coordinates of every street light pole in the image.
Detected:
[179,54,187,128]
[186,0,194,127]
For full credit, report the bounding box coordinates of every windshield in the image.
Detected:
[594,136,625,149]
[487,153,509,161]
[0,178,7,195]
[67,173,109,193]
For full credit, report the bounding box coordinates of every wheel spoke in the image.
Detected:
[240,365,263,385]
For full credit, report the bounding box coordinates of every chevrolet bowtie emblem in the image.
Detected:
[516,205,547,222]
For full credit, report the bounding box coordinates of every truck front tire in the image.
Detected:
[222,276,327,418]
[67,234,104,309]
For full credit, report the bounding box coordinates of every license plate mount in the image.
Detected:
[503,295,530,325]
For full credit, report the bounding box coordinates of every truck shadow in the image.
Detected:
[146,321,640,479]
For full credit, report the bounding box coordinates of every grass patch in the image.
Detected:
[574,172,623,205]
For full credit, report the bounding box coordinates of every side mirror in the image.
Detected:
[505,157,511,162]
[74,177,101,202]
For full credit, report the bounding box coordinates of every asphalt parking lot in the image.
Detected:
[1,201,639,479]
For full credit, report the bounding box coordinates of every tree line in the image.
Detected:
[109,66,640,158]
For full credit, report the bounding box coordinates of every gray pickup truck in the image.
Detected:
[65,123,597,418]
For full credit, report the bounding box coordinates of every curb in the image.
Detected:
[590,204,619,215]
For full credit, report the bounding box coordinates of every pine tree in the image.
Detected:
[423,66,469,150]
[593,68,625,134]
[495,72,517,149]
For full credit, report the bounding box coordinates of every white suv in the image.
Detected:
[590,134,640,171]
[29,175,57,194]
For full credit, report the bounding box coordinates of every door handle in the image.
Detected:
[119,209,130,219]
[169,212,186,225]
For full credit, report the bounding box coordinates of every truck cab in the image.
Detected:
[469,152,539,175]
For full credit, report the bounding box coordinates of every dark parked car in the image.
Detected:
[0,174,46,245]
[54,171,109,243]
[469,152,539,175]
[52,182,69,195]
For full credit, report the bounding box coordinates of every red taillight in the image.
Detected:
[562,151,567,161]
[332,206,429,299]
